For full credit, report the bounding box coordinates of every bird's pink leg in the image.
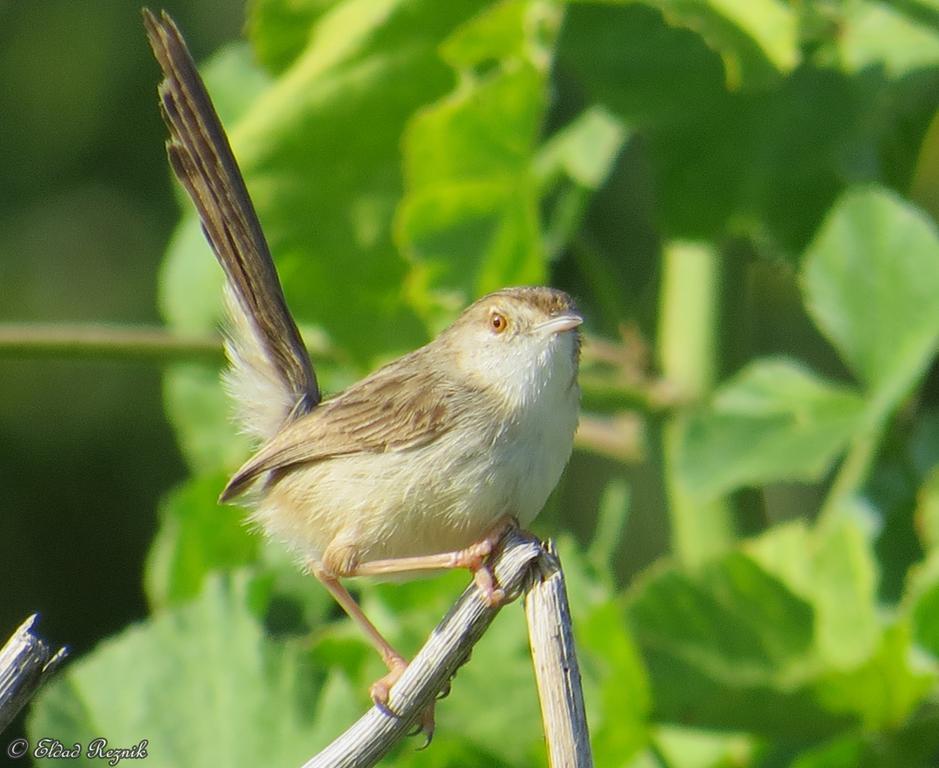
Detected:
[311,565,436,742]
[310,515,516,744]
[350,515,517,606]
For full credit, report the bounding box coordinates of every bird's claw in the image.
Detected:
[370,661,437,745]
[369,661,407,717]
[473,563,506,607]
[414,707,435,749]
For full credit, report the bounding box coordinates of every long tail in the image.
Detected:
[143,8,320,441]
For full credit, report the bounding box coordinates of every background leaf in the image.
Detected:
[747,520,880,669]
[834,0,939,77]
[803,187,939,402]
[630,0,800,90]
[678,359,865,499]
[28,575,344,768]
[397,0,562,316]
[144,474,258,609]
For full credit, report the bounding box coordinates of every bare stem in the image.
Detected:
[525,541,593,767]
[0,615,68,733]
[657,241,736,565]
[575,412,644,463]
[0,323,222,363]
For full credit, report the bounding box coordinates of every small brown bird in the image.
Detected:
[144,9,581,740]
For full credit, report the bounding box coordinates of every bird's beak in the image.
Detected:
[535,314,583,335]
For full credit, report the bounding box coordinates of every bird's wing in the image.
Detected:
[220,354,476,501]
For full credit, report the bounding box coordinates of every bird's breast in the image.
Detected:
[493,375,579,526]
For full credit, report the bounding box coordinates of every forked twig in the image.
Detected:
[302,528,540,767]
[302,530,592,767]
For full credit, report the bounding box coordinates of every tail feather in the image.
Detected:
[144,9,320,442]
[221,287,306,440]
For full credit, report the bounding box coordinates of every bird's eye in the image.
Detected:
[489,311,508,334]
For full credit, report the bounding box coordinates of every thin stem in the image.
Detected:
[574,412,645,464]
[819,426,880,523]
[0,323,223,363]
[657,241,736,565]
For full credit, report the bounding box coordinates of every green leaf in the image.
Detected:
[534,105,627,192]
[396,1,563,312]
[624,516,930,737]
[653,725,756,768]
[231,0,481,360]
[560,4,727,129]
[247,0,334,73]
[144,475,259,609]
[791,708,939,768]
[627,516,936,740]
[911,110,939,223]
[162,363,250,473]
[909,407,939,479]
[534,106,628,262]
[835,0,939,78]
[28,575,351,768]
[802,187,939,404]
[586,477,631,575]
[628,552,815,683]
[198,42,273,125]
[625,550,851,737]
[790,734,865,768]
[747,520,880,669]
[796,522,877,654]
[158,217,224,336]
[632,0,800,90]
[678,358,865,499]
[814,621,935,731]
[559,6,938,252]
[396,65,546,301]
[581,601,650,762]
[438,0,531,68]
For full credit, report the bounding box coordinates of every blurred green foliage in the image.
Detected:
[0,4,252,763]
[13,0,939,766]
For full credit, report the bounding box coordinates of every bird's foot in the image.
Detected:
[370,660,436,747]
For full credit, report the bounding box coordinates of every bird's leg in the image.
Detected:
[350,515,517,606]
[310,565,435,742]
[309,515,516,743]
[312,566,406,677]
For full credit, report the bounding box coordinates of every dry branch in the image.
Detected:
[525,541,593,767]
[302,529,540,767]
[302,530,593,768]
[0,615,67,733]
